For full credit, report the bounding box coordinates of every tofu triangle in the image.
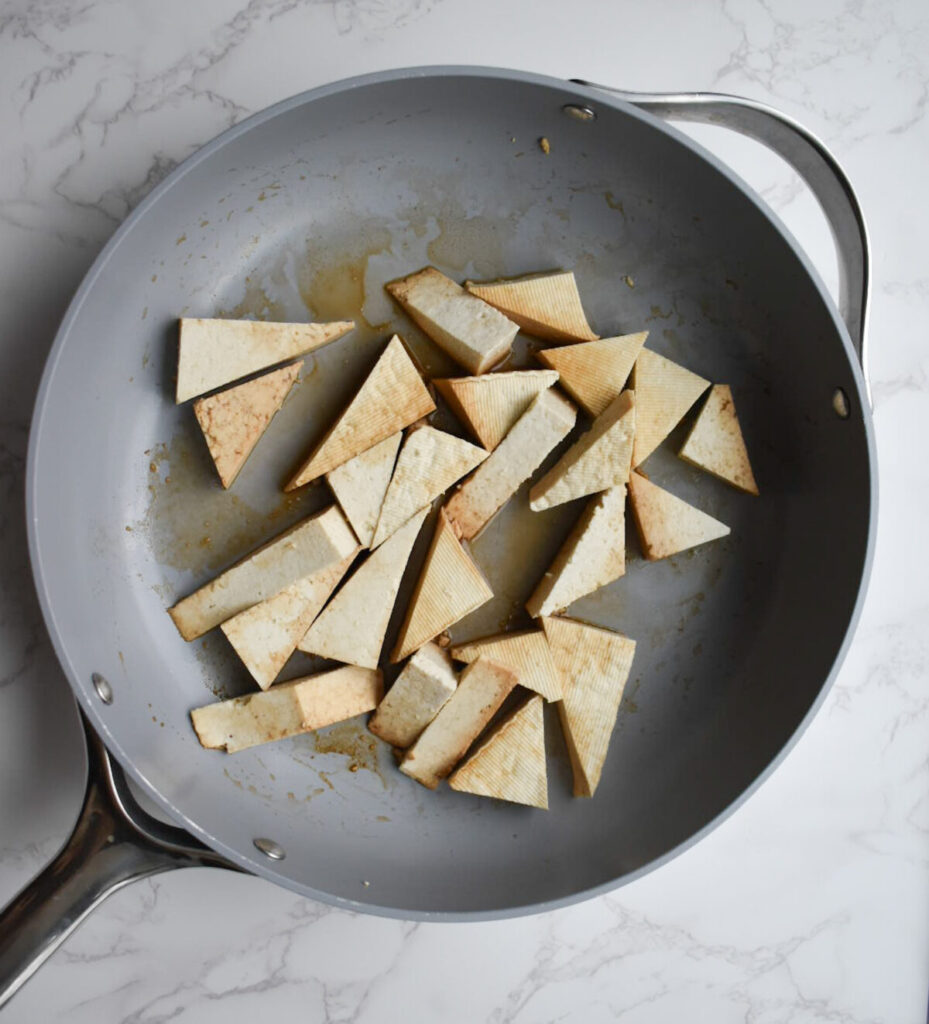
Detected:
[327,432,402,547]
[527,485,626,617]
[299,507,429,669]
[529,390,635,510]
[466,270,598,343]
[286,336,435,489]
[194,362,301,488]
[221,550,357,689]
[434,370,559,450]
[631,349,710,466]
[541,616,636,797]
[628,471,729,560]
[536,332,647,416]
[391,511,493,662]
[679,385,759,495]
[451,629,563,701]
[448,695,548,809]
[371,426,488,548]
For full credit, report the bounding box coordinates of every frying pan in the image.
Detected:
[1,66,876,1003]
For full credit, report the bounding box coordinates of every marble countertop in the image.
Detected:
[1,0,927,1020]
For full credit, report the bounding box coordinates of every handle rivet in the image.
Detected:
[562,103,596,122]
[92,673,113,704]
[253,837,285,860]
[832,387,850,419]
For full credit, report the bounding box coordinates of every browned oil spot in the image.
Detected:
[286,791,296,801]
[257,192,267,201]
[318,771,334,791]
[646,305,673,322]
[200,219,209,228]
[151,274,158,282]
[376,815,390,822]
[313,719,383,784]
[604,191,625,215]
[141,307,148,320]
[176,234,187,245]
[223,768,244,790]
[142,352,150,369]
[118,650,125,668]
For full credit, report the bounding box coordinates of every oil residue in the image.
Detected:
[313,719,385,785]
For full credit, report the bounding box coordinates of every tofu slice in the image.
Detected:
[386,267,518,374]
[536,332,647,416]
[391,511,493,663]
[444,389,577,540]
[190,665,382,753]
[168,505,359,641]
[679,384,759,495]
[630,349,710,467]
[220,550,357,690]
[326,432,402,547]
[371,426,488,549]
[448,695,547,809]
[298,507,428,669]
[286,336,436,490]
[450,629,563,701]
[529,390,636,511]
[193,362,302,488]
[541,616,636,797]
[176,318,352,403]
[627,471,730,560]
[434,369,560,450]
[465,270,597,343]
[399,658,517,789]
[368,642,458,748]
[527,485,627,617]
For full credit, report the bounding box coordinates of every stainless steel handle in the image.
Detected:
[572,82,872,405]
[0,711,239,1009]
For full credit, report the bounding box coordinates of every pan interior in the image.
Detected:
[29,70,872,916]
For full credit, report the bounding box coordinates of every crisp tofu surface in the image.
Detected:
[399,658,517,789]
[451,628,563,701]
[194,362,301,488]
[541,616,636,797]
[536,332,647,416]
[627,471,729,560]
[221,550,357,689]
[434,370,559,451]
[168,505,359,641]
[529,389,635,511]
[298,507,428,669]
[326,432,402,547]
[386,267,518,374]
[286,336,435,489]
[390,511,493,662]
[368,642,458,748]
[176,318,352,403]
[295,665,384,731]
[679,384,759,495]
[526,485,626,617]
[448,695,548,809]
[444,389,577,540]
[631,348,709,467]
[465,270,597,344]
[371,426,487,549]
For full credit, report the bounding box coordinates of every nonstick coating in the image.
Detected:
[27,67,876,918]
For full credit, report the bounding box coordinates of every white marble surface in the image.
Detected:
[1,0,928,1020]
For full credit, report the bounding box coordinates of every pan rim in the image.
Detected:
[25,64,878,920]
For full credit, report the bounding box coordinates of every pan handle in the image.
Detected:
[0,711,238,1009]
[570,81,872,405]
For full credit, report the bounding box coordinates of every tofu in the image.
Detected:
[386,267,518,374]
[190,665,382,753]
[326,432,402,547]
[371,426,488,549]
[390,511,493,663]
[465,270,597,343]
[168,505,359,641]
[194,362,302,488]
[434,369,559,451]
[448,695,547,809]
[630,348,710,467]
[627,471,730,560]
[176,318,352,403]
[444,389,577,540]
[529,390,635,511]
[536,332,647,417]
[450,629,563,701]
[286,336,435,489]
[679,384,759,495]
[368,642,458,748]
[221,550,357,689]
[541,616,636,797]
[526,485,626,617]
[298,507,428,669]
[399,658,517,789]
